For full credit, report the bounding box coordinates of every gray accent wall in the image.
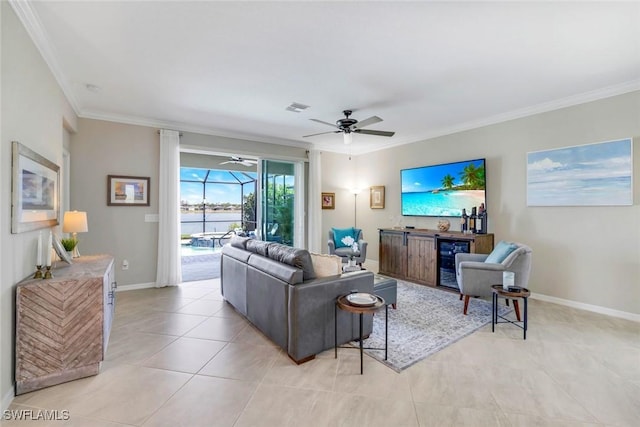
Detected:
[322,91,640,315]
[70,119,160,287]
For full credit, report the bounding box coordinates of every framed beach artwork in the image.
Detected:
[527,138,633,206]
[11,141,60,233]
[107,175,150,206]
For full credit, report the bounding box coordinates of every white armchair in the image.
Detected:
[455,242,532,316]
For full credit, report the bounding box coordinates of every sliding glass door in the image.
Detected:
[260,160,304,247]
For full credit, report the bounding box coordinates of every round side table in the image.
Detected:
[491,284,531,340]
[335,293,387,374]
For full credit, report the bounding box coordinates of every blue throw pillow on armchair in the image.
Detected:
[485,240,518,264]
[332,227,356,248]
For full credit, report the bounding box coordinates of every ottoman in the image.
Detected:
[373,274,397,309]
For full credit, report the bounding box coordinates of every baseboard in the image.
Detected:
[115,282,156,292]
[2,385,15,411]
[531,292,640,323]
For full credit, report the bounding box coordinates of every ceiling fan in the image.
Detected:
[219,156,258,167]
[303,110,395,144]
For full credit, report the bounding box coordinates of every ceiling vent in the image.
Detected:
[285,102,310,113]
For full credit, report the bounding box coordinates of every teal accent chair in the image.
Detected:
[328,229,368,266]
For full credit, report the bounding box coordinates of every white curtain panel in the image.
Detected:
[307,150,322,253]
[156,129,181,287]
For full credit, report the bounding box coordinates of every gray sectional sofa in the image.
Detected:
[220,237,375,363]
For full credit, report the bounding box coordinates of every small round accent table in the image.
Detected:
[335,293,387,374]
[491,285,531,340]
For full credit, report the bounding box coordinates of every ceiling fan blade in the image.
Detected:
[354,116,382,129]
[303,130,340,138]
[354,129,395,137]
[309,119,338,128]
[219,161,233,165]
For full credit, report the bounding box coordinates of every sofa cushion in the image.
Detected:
[246,239,272,256]
[309,253,342,277]
[230,235,250,250]
[332,227,360,248]
[248,255,304,285]
[267,244,316,280]
[221,244,252,263]
[485,240,518,264]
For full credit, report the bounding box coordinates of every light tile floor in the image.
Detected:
[5,278,640,426]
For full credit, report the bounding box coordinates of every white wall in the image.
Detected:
[0,2,77,407]
[322,91,640,316]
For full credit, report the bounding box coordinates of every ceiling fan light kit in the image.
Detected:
[303,109,395,143]
[219,156,258,167]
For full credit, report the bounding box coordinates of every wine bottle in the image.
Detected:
[477,203,486,234]
[460,209,468,233]
[469,207,477,233]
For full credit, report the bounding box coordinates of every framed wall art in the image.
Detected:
[370,185,385,209]
[321,192,335,209]
[527,138,632,206]
[107,175,150,206]
[11,141,60,233]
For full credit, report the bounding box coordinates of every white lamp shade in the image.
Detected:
[63,211,88,233]
[343,132,353,145]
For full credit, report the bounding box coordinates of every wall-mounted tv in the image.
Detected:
[401,158,486,217]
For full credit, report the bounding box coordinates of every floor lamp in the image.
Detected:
[352,189,360,227]
[63,211,88,258]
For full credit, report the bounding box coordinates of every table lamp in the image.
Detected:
[63,211,88,258]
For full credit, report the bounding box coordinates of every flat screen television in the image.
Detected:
[401,158,486,217]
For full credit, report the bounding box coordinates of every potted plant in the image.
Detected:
[60,237,78,258]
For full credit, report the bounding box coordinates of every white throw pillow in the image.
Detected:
[310,253,342,277]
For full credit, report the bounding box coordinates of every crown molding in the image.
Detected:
[9,0,81,113]
[359,80,640,156]
[79,110,313,150]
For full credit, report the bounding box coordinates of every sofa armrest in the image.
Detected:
[328,239,336,254]
[287,270,374,362]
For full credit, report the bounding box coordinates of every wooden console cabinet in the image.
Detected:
[15,255,116,394]
[379,228,494,287]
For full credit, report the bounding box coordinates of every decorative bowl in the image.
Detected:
[437,219,451,232]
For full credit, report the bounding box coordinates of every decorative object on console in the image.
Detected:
[63,210,88,258]
[51,233,72,264]
[370,186,385,209]
[527,138,632,206]
[107,175,150,206]
[437,219,451,232]
[11,141,60,234]
[460,208,468,233]
[321,192,335,209]
[476,203,487,234]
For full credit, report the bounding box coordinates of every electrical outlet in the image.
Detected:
[122,260,129,270]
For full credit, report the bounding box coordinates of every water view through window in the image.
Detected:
[180,167,257,249]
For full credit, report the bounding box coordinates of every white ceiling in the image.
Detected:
[14,1,640,155]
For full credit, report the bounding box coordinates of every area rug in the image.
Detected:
[357,279,511,372]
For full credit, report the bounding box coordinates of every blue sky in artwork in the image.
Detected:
[527,138,632,206]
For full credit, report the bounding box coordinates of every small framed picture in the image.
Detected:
[370,186,385,209]
[107,175,150,206]
[321,192,335,209]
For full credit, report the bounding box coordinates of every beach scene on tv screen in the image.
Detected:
[402,159,486,217]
